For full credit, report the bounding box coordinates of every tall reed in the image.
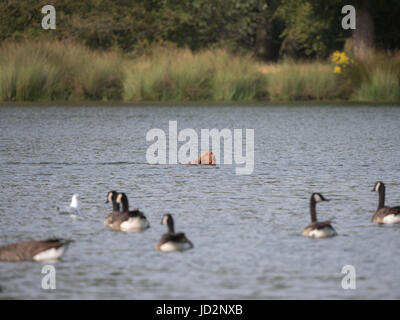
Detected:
[346,51,400,102]
[352,69,400,102]
[123,47,265,102]
[0,41,399,103]
[264,61,337,101]
[0,41,123,101]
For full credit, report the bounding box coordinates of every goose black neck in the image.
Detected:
[121,196,129,212]
[167,218,175,233]
[310,197,317,223]
[378,185,385,210]
[112,202,120,212]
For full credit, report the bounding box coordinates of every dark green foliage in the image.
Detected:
[1,1,399,59]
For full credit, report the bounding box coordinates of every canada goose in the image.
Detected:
[0,239,72,262]
[156,214,193,252]
[371,181,400,224]
[302,193,337,238]
[104,190,120,227]
[55,194,80,216]
[112,193,150,232]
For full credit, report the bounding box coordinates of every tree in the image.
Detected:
[0,0,399,59]
[274,0,349,59]
[274,0,400,59]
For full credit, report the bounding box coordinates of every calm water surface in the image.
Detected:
[0,105,399,299]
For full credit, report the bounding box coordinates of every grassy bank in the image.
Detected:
[123,48,265,102]
[0,41,399,103]
[0,41,123,101]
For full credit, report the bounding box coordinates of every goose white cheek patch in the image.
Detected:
[162,216,169,225]
[314,194,322,202]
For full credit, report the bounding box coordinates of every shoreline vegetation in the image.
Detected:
[0,41,399,103]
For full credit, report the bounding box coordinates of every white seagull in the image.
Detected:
[54,194,81,217]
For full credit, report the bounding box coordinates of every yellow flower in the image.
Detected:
[331,51,351,66]
[339,53,349,65]
[334,66,342,74]
[331,51,341,64]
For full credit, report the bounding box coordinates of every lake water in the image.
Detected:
[0,105,399,300]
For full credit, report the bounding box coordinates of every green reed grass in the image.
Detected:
[0,41,399,103]
[346,51,400,102]
[265,61,337,101]
[0,41,123,101]
[352,69,400,102]
[123,48,264,102]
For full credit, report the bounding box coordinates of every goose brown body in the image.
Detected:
[0,239,72,262]
[105,191,120,227]
[371,182,400,224]
[156,214,193,252]
[302,193,337,238]
[113,193,150,231]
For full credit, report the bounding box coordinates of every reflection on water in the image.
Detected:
[0,105,400,299]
